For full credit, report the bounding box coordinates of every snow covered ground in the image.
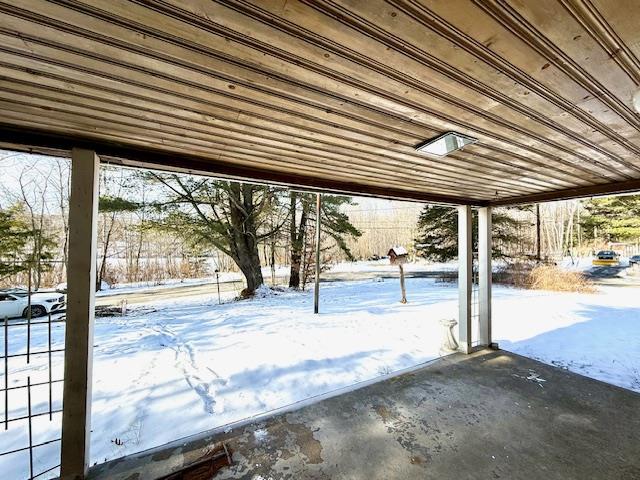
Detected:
[1,274,639,479]
[494,285,640,390]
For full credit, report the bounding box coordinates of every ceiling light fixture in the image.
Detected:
[415,132,477,156]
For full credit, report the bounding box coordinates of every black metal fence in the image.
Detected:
[0,312,64,479]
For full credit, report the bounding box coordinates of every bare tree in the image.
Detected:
[17,164,55,290]
[50,158,70,275]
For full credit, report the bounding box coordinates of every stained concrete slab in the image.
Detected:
[88,350,640,480]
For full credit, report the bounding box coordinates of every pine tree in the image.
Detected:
[0,203,55,282]
[0,204,32,279]
[414,205,523,262]
[581,195,640,243]
[288,193,361,289]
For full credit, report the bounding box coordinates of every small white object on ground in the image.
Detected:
[440,318,459,352]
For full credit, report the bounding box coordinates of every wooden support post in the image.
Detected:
[536,203,541,262]
[478,207,492,347]
[398,264,407,304]
[60,148,100,480]
[313,193,321,314]
[458,205,472,354]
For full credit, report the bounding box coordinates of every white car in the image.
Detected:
[0,289,66,319]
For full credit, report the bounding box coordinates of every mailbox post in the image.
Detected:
[388,246,409,304]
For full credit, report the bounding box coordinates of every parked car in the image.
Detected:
[0,289,66,319]
[630,255,640,266]
[592,250,620,266]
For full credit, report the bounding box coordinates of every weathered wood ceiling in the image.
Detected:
[0,0,639,205]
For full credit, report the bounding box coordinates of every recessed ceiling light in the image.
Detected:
[415,132,477,156]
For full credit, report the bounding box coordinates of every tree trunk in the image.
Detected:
[270,234,276,285]
[289,193,309,289]
[97,212,116,290]
[228,183,264,295]
[233,248,263,294]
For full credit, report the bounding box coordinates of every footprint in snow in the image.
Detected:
[154,326,228,415]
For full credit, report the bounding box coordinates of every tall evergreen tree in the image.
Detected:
[581,195,640,242]
[0,203,55,282]
[414,205,522,261]
[288,193,361,289]
[0,204,33,279]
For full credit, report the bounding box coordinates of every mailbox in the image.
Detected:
[388,246,408,265]
[388,246,408,304]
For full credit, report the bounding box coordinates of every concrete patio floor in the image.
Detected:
[89,349,640,480]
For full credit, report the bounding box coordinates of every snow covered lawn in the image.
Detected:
[88,279,457,465]
[1,276,639,478]
[493,285,640,391]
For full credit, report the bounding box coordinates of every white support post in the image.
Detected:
[313,193,322,314]
[458,205,473,354]
[60,149,100,480]
[478,207,492,347]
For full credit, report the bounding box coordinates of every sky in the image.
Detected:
[0,149,426,217]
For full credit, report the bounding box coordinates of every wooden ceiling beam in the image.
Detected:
[4,123,639,208]
[490,179,640,206]
[0,104,523,199]
[0,58,590,191]
[0,3,631,182]
[0,90,547,196]
[0,125,485,205]
[0,0,638,205]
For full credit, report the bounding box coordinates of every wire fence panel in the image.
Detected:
[471,261,480,347]
[0,312,64,479]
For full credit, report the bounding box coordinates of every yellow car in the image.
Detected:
[592,250,620,266]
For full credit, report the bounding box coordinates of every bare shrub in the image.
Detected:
[100,256,211,288]
[527,265,595,293]
[495,262,595,293]
[493,261,533,289]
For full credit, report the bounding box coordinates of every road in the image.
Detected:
[90,264,640,307]
[9,264,638,320]
[95,279,245,306]
[95,269,451,307]
[584,265,640,287]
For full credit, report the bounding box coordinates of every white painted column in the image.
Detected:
[478,207,492,347]
[313,193,321,314]
[458,205,473,354]
[60,149,100,480]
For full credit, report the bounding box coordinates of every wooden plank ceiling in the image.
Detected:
[0,0,639,205]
